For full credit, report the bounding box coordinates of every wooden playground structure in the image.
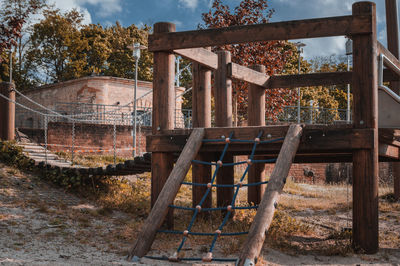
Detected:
[125,0,400,264]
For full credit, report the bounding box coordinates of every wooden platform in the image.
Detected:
[147,124,400,163]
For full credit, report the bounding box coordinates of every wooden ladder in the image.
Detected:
[128,128,205,259]
[128,124,302,263]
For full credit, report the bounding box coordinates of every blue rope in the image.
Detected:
[157,230,248,236]
[176,131,234,253]
[191,160,216,166]
[208,131,264,253]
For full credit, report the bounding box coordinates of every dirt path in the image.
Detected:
[0,164,399,265]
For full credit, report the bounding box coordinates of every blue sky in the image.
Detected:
[49,0,399,59]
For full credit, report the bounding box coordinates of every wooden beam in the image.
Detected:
[248,65,266,205]
[174,48,218,70]
[379,143,399,159]
[228,63,270,87]
[352,2,379,254]
[146,127,375,153]
[268,71,353,89]
[215,50,234,208]
[192,60,212,211]
[238,124,303,266]
[149,15,372,51]
[151,22,176,228]
[128,128,205,259]
[386,0,400,59]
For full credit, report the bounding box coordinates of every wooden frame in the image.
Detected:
[130,0,400,262]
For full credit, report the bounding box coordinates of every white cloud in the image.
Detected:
[178,0,199,10]
[48,0,122,24]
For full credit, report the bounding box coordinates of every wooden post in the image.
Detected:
[238,124,303,266]
[248,65,266,205]
[385,0,400,200]
[128,128,205,259]
[192,59,212,209]
[215,50,234,207]
[0,82,15,140]
[352,2,379,254]
[151,22,176,228]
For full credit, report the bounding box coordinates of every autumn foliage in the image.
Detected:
[201,0,297,121]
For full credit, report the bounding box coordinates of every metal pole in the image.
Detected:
[133,58,138,157]
[347,55,351,122]
[9,50,12,83]
[297,51,301,123]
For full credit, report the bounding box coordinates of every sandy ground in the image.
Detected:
[0,163,399,265]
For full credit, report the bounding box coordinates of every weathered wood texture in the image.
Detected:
[248,65,266,205]
[268,72,353,89]
[128,128,205,259]
[148,15,372,51]
[174,48,218,70]
[238,124,303,265]
[352,2,379,254]
[228,63,270,87]
[0,82,15,140]
[215,50,234,207]
[151,22,176,228]
[146,126,374,153]
[385,0,400,200]
[192,61,212,209]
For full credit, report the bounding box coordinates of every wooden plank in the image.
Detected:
[192,60,212,211]
[228,63,270,87]
[268,72,353,89]
[151,22,176,228]
[386,0,399,60]
[248,65,266,205]
[215,50,234,208]
[174,48,218,70]
[238,124,303,266]
[352,2,379,254]
[128,128,205,259]
[379,143,399,159]
[148,15,372,51]
[146,127,374,153]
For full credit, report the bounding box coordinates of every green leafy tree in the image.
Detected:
[104,22,153,81]
[26,8,87,84]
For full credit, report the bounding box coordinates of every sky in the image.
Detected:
[46,0,399,59]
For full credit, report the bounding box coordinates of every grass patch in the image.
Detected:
[55,152,128,167]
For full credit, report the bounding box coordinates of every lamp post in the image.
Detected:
[294,42,306,123]
[128,42,147,157]
[345,37,353,123]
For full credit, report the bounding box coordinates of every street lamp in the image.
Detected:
[294,42,306,123]
[345,37,353,123]
[128,42,147,157]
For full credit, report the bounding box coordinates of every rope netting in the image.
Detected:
[147,131,283,263]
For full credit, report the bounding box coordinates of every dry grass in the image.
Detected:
[55,152,128,167]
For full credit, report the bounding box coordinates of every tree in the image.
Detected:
[104,22,153,81]
[26,8,88,83]
[201,0,297,122]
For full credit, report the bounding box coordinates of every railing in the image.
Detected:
[278,106,351,124]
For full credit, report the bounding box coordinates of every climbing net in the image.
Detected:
[146,131,284,263]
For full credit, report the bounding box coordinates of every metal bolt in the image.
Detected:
[221,135,225,139]
[267,134,272,138]
[157,126,161,131]
[360,120,364,125]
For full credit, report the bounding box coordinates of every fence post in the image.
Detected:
[0,82,15,140]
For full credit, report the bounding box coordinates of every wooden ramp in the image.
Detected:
[128,125,302,264]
